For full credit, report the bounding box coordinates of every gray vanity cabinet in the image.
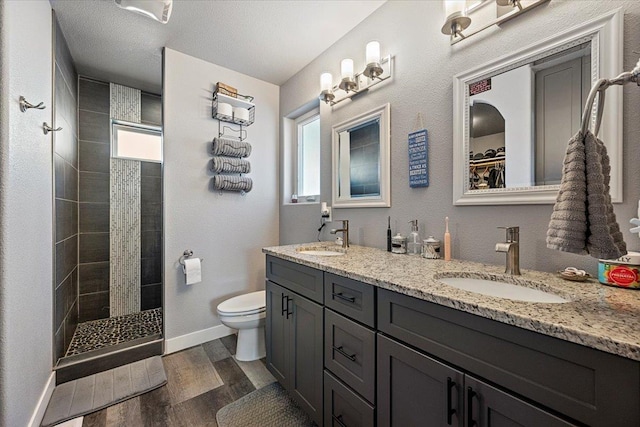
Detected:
[265,256,324,426]
[377,334,464,427]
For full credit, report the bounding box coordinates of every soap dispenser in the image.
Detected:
[407,220,422,256]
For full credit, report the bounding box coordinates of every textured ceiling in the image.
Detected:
[51,0,386,94]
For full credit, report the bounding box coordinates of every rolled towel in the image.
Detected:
[211,157,251,174]
[212,137,252,158]
[213,175,253,193]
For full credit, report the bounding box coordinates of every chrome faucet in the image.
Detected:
[495,226,520,275]
[330,220,349,249]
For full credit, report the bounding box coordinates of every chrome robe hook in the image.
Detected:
[43,123,63,135]
[19,96,45,112]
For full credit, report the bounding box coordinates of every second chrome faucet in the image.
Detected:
[330,220,349,249]
[495,226,520,275]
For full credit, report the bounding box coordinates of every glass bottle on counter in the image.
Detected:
[407,220,422,255]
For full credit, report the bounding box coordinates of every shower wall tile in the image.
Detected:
[55,154,65,199]
[141,203,162,232]
[141,231,162,258]
[55,273,72,328]
[79,140,110,173]
[141,177,162,205]
[79,110,110,143]
[55,325,65,360]
[64,300,78,352]
[79,233,109,263]
[141,284,162,311]
[55,235,78,286]
[142,257,162,286]
[141,161,161,177]
[80,202,110,232]
[79,292,110,322]
[56,199,78,242]
[79,78,110,114]
[79,262,110,294]
[79,172,110,203]
[141,93,162,126]
[65,161,79,201]
[54,18,77,97]
[55,66,77,135]
[54,118,78,168]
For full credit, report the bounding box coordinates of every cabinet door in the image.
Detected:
[265,280,290,387]
[290,292,324,426]
[378,334,464,427]
[465,375,576,427]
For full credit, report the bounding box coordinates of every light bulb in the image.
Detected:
[341,59,354,80]
[444,0,466,17]
[366,41,380,65]
[320,73,333,92]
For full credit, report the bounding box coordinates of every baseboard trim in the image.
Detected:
[28,371,56,427]
[164,324,235,354]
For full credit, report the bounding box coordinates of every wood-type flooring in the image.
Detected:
[81,334,275,427]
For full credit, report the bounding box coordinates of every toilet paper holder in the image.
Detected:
[179,249,204,265]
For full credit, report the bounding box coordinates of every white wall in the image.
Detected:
[163,48,279,349]
[471,65,533,186]
[280,1,640,275]
[0,1,54,425]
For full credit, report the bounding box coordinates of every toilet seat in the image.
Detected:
[217,290,265,316]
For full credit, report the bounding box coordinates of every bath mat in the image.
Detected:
[41,356,167,427]
[216,381,315,427]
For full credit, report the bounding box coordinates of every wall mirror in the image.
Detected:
[452,9,623,205]
[332,103,390,208]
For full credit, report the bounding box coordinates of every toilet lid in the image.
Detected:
[217,290,266,315]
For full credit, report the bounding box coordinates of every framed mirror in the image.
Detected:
[453,9,623,205]
[332,103,391,208]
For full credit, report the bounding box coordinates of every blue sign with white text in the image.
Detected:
[408,129,428,188]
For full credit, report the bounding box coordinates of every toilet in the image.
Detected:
[217,290,266,361]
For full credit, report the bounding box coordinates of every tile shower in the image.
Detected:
[54,71,163,363]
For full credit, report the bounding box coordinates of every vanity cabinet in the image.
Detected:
[265,256,324,426]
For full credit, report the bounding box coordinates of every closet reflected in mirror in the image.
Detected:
[453,9,623,205]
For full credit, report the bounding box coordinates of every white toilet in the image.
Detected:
[217,290,266,361]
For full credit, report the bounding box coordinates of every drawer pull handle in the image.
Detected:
[447,377,456,425]
[281,293,287,317]
[285,296,292,319]
[332,292,356,303]
[467,386,477,427]
[332,414,348,427]
[332,345,356,361]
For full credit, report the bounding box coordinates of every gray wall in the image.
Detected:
[280,0,640,275]
[53,15,79,361]
[0,1,53,425]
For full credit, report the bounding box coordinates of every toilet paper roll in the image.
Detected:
[233,106,250,123]
[183,258,202,285]
[217,102,232,119]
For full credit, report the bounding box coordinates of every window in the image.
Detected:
[112,120,163,163]
[295,108,320,198]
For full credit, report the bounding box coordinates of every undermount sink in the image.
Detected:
[439,277,569,303]
[296,246,346,256]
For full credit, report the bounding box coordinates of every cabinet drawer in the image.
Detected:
[324,370,374,427]
[324,273,375,327]
[266,255,324,304]
[324,309,375,403]
[378,288,640,427]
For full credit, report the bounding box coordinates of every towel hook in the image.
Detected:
[19,96,45,112]
[43,122,63,135]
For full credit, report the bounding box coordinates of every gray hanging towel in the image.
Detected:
[546,130,626,259]
[213,175,253,193]
[211,157,251,174]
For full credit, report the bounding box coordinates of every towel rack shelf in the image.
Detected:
[212,90,255,127]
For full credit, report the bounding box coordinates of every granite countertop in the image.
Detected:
[263,243,640,361]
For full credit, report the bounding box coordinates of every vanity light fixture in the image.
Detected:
[319,41,393,107]
[442,0,550,44]
[114,0,173,24]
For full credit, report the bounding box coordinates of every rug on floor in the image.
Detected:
[41,356,167,427]
[216,381,315,427]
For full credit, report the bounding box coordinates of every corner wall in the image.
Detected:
[0,1,54,425]
[280,1,640,274]
[163,48,279,348]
